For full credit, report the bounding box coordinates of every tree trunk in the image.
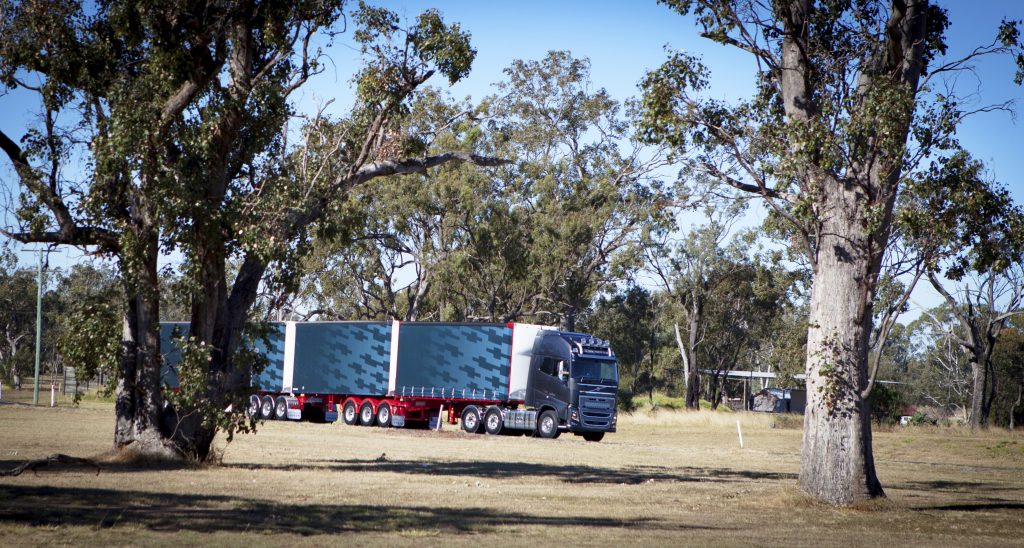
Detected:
[799,184,885,506]
[709,373,721,410]
[684,291,702,409]
[967,357,996,429]
[1010,383,1021,431]
[674,322,688,397]
[562,305,578,333]
[169,255,269,461]
[113,233,180,459]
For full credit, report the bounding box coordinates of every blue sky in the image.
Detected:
[2,0,1023,289]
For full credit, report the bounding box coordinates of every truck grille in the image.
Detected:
[579,394,615,428]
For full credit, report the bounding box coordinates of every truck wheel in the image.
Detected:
[581,432,604,442]
[247,395,261,418]
[260,395,275,420]
[274,396,288,420]
[342,400,358,425]
[483,406,503,435]
[359,402,376,426]
[376,403,392,428]
[537,410,560,439]
[461,406,482,434]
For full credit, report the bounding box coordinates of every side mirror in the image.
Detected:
[557,360,568,380]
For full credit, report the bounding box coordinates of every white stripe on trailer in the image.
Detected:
[282,321,296,393]
[388,320,400,395]
[509,323,556,401]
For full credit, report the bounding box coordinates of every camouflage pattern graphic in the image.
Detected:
[160,322,286,391]
[251,324,287,391]
[291,322,391,395]
[395,324,511,398]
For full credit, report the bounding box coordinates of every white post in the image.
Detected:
[436,405,445,431]
[50,383,56,407]
[736,420,744,448]
[1,381,3,400]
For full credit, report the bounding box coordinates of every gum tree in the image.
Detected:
[640,0,1023,504]
[0,1,499,460]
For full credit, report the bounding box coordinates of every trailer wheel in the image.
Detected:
[247,395,261,418]
[483,406,503,435]
[260,395,275,420]
[537,410,560,439]
[581,431,604,442]
[376,403,392,428]
[274,396,288,420]
[461,406,482,434]
[359,401,376,426]
[342,400,358,425]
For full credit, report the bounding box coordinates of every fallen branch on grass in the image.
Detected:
[0,453,100,477]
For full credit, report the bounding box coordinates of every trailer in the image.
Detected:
[161,321,618,441]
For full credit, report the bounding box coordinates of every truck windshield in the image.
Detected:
[571,357,618,382]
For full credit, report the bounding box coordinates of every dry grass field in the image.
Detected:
[1,398,1022,547]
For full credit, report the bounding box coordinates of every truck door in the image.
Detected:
[526,354,570,416]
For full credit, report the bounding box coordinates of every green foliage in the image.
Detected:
[640,1,1023,274]
[616,388,638,413]
[300,51,668,328]
[898,151,1024,281]
[1,0,489,459]
[586,286,664,396]
[904,304,972,416]
[0,246,37,386]
[909,411,929,426]
[997,18,1024,85]
[56,300,120,401]
[868,383,907,426]
[991,325,1024,428]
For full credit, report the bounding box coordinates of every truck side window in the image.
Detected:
[540,357,558,377]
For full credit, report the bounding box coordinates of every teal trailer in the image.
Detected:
[160,320,619,441]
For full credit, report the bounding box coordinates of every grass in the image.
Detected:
[1,399,1022,546]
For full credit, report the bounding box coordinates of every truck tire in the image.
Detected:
[247,395,261,418]
[274,396,288,420]
[359,401,376,426]
[483,406,503,435]
[376,403,392,428]
[462,405,481,436]
[461,406,482,434]
[537,410,560,439]
[260,395,275,420]
[581,431,604,442]
[342,400,358,425]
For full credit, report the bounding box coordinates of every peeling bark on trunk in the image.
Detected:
[800,183,885,505]
[778,0,928,506]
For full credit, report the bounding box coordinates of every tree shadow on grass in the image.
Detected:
[895,479,1023,495]
[0,458,193,476]
[2,456,797,485]
[226,459,798,485]
[0,484,716,535]
[918,501,1024,512]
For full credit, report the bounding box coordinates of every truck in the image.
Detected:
[160,321,618,441]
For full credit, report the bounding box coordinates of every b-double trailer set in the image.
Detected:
[161,321,619,441]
